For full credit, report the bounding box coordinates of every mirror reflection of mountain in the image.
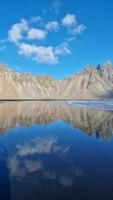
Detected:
[0,101,113,140]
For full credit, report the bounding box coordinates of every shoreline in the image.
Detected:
[0,98,113,103]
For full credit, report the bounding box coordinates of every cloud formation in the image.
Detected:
[7,133,83,187]
[46,21,59,31]
[8,19,28,45]
[30,16,42,23]
[8,13,86,64]
[62,14,77,26]
[19,43,58,64]
[73,24,87,35]
[27,28,47,40]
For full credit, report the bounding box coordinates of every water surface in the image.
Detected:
[0,101,113,200]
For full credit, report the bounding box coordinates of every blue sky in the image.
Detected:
[0,0,113,79]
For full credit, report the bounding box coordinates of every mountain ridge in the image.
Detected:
[0,61,113,99]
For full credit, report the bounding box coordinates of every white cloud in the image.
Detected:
[34,46,58,64]
[62,14,77,26]
[73,24,87,34]
[55,42,71,55]
[8,19,28,45]
[46,21,59,31]
[19,43,58,64]
[18,41,71,64]
[27,28,47,40]
[30,16,42,23]
[19,43,36,57]
[7,13,86,65]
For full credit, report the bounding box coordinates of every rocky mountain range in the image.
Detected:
[0,61,113,99]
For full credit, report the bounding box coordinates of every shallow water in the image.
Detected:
[68,99,113,111]
[0,101,113,200]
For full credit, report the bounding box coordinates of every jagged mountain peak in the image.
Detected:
[0,61,113,99]
[84,65,95,74]
[103,60,112,67]
[96,61,112,72]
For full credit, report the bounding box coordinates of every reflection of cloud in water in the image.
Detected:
[8,154,43,177]
[59,167,83,187]
[24,160,43,173]
[17,136,57,156]
[7,135,83,187]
